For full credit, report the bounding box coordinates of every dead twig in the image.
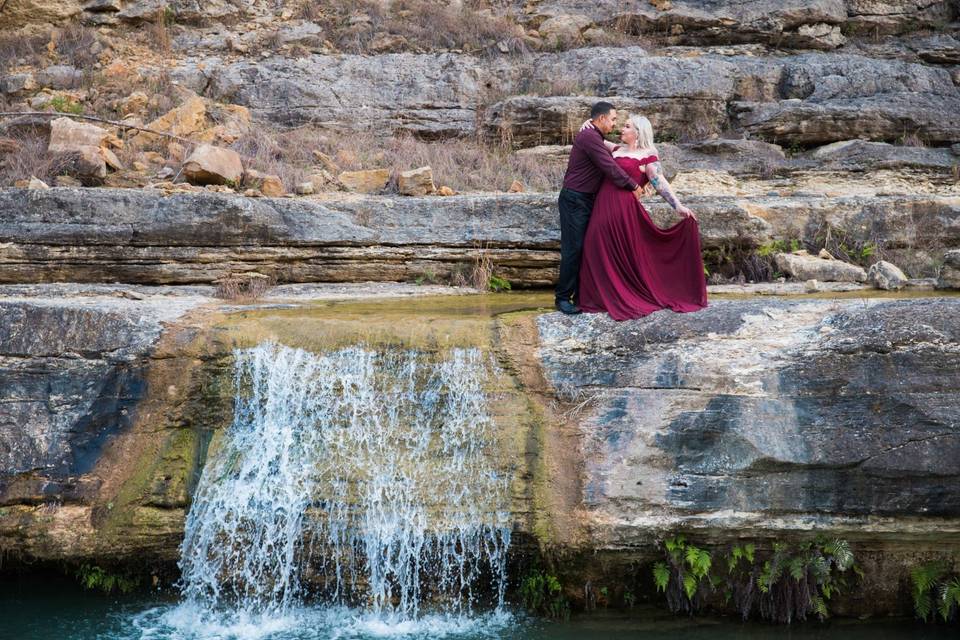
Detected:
[0,111,194,144]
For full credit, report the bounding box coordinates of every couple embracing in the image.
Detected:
[555,102,708,321]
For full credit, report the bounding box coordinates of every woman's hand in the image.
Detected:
[676,204,698,221]
[579,119,592,132]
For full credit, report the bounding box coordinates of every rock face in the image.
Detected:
[535,298,960,576]
[775,252,868,282]
[0,286,212,562]
[0,187,956,285]
[191,49,960,146]
[0,0,82,30]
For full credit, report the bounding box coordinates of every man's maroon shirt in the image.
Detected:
[562,124,639,194]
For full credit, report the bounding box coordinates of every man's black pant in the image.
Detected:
[555,187,596,304]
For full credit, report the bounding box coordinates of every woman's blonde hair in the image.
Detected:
[628,114,657,155]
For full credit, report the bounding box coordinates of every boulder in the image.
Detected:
[775,252,868,283]
[133,95,207,146]
[937,250,960,290]
[181,144,243,185]
[35,65,83,90]
[398,166,435,196]
[1,73,37,95]
[27,177,50,189]
[295,182,315,195]
[47,117,112,180]
[119,91,150,115]
[260,175,285,197]
[868,260,909,291]
[538,14,592,47]
[337,169,390,194]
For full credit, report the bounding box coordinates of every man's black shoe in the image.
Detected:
[555,300,582,315]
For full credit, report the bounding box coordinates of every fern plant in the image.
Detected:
[652,535,714,614]
[912,561,960,623]
[519,570,570,621]
[655,534,857,623]
[75,564,140,594]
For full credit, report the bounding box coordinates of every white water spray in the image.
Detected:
[178,342,512,624]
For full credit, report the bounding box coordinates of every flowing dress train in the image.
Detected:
[578,155,708,321]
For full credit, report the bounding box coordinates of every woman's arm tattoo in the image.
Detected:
[649,162,681,210]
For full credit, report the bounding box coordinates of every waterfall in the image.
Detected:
[178,342,512,623]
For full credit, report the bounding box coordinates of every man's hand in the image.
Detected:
[643,183,656,196]
[677,204,698,221]
[632,186,644,201]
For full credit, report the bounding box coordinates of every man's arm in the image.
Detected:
[580,131,639,191]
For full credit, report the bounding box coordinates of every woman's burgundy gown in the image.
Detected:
[578,155,708,321]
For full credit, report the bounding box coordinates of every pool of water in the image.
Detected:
[1,582,955,640]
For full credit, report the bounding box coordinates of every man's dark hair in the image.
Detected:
[590,101,616,120]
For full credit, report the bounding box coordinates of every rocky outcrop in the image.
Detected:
[529,0,957,41]
[188,49,960,146]
[0,286,212,562]
[0,0,82,30]
[0,187,955,285]
[538,297,960,526]
[0,282,472,565]
[534,297,960,609]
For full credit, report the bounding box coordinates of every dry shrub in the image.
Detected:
[0,132,74,187]
[515,76,593,97]
[898,131,926,148]
[53,24,100,71]
[384,133,566,192]
[0,31,48,76]
[235,122,565,193]
[450,244,508,290]
[230,126,317,189]
[214,273,275,301]
[152,5,173,55]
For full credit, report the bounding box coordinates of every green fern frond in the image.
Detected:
[653,562,670,593]
[825,539,854,571]
[812,595,829,620]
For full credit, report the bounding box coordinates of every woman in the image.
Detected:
[577,114,707,321]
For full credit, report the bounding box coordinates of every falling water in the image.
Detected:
[177,342,512,627]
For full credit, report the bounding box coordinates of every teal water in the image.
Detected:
[1,583,956,640]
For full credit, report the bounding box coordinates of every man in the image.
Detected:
[556,101,644,315]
